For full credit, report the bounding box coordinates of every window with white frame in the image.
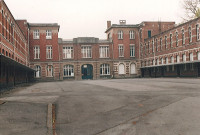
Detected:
[63,46,73,59]
[46,46,52,59]
[197,24,200,40]
[130,45,135,57]
[165,36,167,49]
[182,54,186,62]
[33,46,40,59]
[35,65,41,78]
[198,52,200,60]
[156,38,158,51]
[81,46,92,58]
[99,46,109,58]
[161,58,164,64]
[33,29,39,39]
[63,65,74,77]
[176,32,178,46]
[118,30,123,39]
[165,57,168,64]
[171,56,174,63]
[160,37,162,50]
[189,53,193,61]
[129,31,135,39]
[46,65,53,77]
[170,34,172,48]
[189,27,192,43]
[152,40,154,53]
[148,41,150,53]
[130,63,136,74]
[156,58,159,65]
[100,64,110,75]
[182,29,185,45]
[118,45,124,57]
[118,63,125,74]
[177,55,180,63]
[46,30,52,39]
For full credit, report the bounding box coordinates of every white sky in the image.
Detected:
[5,0,184,39]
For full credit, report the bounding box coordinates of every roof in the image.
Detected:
[105,24,140,33]
[28,23,60,28]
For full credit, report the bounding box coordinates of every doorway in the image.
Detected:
[81,64,93,80]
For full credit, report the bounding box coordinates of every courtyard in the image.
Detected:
[0,78,200,135]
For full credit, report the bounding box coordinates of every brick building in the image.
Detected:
[1,0,200,87]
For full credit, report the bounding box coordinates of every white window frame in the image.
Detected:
[171,56,174,63]
[197,24,200,41]
[35,65,41,78]
[129,30,135,39]
[130,44,135,57]
[99,46,109,58]
[81,46,92,58]
[46,30,52,39]
[63,65,74,77]
[190,53,193,61]
[118,44,124,57]
[161,58,164,64]
[100,64,110,75]
[63,46,73,59]
[177,55,180,63]
[33,29,39,39]
[189,27,192,43]
[166,57,168,64]
[198,52,200,60]
[130,63,136,74]
[182,29,185,45]
[156,58,159,65]
[46,65,53,77]
[176,32,178,47]
[118,30,123,39]
[183,54,186,62]
[46,46,52,59]
[33,46,40,59]
[170,34,173,47]
[118,63,125,74]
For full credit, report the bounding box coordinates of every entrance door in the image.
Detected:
[82,64,93,80]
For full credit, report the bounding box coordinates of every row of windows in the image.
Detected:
[143,52,200,67]
[33,29,52,39]
[33,45,136,59]
[143,24,200,55]
[35,63,137,78]
[118,30,135,40]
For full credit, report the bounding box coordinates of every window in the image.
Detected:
[189,53,193,61]
[33,30,39,39]
[161,58,164,64]
[81,46,92,58]
[198,52,200,60]
[118,30,123,39]
[176,32,178,46]
[177,55,180,63]
[197,24,200,40]
[165,57,168,64]
[118,45,124,57]
[130,45,135,57]
[165,36,167,49]
[63,65,74,77]
[34,46,40,59]
[155,39,158,51]
[118,63,125,74]
[156,59,159,65]
[148,30,151,38]
[63,46,73,59]
[160,37,162,50]
[189,27,192,43]
[46,46,52,59]
[129,31,135,39]
[130,63,136,74]
[170,34,172,48]
[100,64,110,75]
[46,30,52,39]
[148,41,150,53]
[182,54,186,62]
[182,29,185,45]
[46,65,53,77]
[152,40,154,53]
[35,65,41,78]
[171,56,174,63]
[99,46,109,58]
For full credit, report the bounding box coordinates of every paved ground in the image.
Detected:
[1,78,200,135]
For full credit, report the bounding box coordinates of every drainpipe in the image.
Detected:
[112,38,114,79]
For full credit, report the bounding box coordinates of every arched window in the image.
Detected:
[100,64,110,75]
[130,63,136,74]
[63,65,74,77]
[118,30,123,39]
[47,65,53,77]
[118,63,125,74]
[35,65,41,78]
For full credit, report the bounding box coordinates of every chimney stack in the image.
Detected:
[119,20,126,25]
[107,21,111,29]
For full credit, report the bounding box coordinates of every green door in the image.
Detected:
[82,64,93,80]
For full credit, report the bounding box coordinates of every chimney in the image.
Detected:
[107,21,111,29]
[119,20,126,25]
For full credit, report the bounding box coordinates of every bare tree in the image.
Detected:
[182,0,200,21]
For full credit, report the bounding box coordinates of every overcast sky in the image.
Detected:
[5,0,183,39]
